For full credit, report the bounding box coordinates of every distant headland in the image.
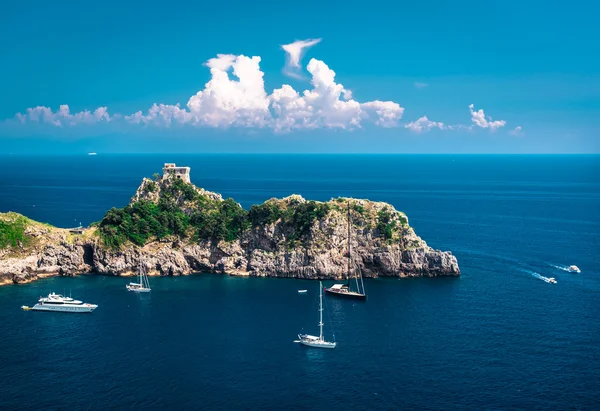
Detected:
[0,163,459,285]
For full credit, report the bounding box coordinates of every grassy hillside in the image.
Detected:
[0,213,31,249]
[97,176,409,249]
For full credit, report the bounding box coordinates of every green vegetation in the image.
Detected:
[191,198,249,243]
[144,181,157,193]
[99,178,249,248]
[352,203,365,215]
[99,200,190,248]
[0,215,30,249]
[98,176,405,249]
[376,207,396,241]
[249,200,331,245]
[248,200,284,226]
[285,201,330,243]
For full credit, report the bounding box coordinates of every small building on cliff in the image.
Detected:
[163,163,191,183]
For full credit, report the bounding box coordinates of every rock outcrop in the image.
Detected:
[0,177,459,285]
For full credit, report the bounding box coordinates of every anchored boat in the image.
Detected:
[25,292,98,313]
[297,281,336,349]
[126,265,151,293]
[325,201,366,300]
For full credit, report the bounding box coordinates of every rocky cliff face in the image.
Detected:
[0,178,459,285]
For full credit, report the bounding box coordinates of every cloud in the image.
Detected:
[14,105,110,127]
[404,116,445,133]
[125,55,403,131]
[469,104,506,130]
[404,105,510,133]
[10,53,403,132]
[281,38,321,79]
[414,82,428,89]
[509,125,524,136]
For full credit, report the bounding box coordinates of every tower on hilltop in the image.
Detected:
[162,163,191,184]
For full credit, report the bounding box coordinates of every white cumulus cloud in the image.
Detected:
[404,116,445,133]
[15,105,110,127]
[124,54,404,131]
[9,49,405,132]
[469,104,506,131]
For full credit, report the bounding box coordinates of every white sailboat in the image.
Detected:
[297,281,337,349]
[126,265,151,293]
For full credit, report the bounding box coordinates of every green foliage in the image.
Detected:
[191,198,249,242]
[98,200,190,248]
[398,214,408,226]
[249,199,330,244]
[145,181,157,193]
[248,201,283,226]
[164,177,197,201]
[99,175,250,247]
[352,203,365,215]
[0,216,30,249]
[282,201,330,244]
[99,175,399,250]
[376,207,396,241]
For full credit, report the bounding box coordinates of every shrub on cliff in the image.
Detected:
[248,199,333,245]
[248,201,283,226]
[99,200,190,248]
[376,207,396,241]
[99,187,248,247]
[0,215,30,249]
[164,177,197,201]
[191,198,249,242]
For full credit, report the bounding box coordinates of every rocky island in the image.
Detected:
[0,163,459,285]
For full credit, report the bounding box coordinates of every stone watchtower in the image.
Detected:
[162,163,191,184]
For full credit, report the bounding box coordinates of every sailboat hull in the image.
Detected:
[126,284,151,293]
[298,334,337,349]
[324,288,366,300]
[299,340,337,349]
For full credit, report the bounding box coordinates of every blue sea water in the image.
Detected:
[0,154,599,410]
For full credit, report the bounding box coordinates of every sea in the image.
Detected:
[0,154,598,410]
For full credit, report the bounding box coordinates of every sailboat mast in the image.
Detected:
[347,201,351,287]
[348,201,360,292]
[319,281,324,340]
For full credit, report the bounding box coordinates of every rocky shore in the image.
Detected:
[0,168,459,285]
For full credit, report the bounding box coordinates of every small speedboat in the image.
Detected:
[298,289,307,294]
[548,277,557,284]
[568,265,581,273]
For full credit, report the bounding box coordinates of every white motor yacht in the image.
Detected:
[26,292,98,313]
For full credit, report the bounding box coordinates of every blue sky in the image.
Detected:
[0,0,598,154]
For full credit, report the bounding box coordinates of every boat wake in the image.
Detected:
[549,264,571,272]
[523,270,557,284]
[548,263,581,273]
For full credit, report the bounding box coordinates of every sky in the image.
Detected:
[0,0,598,154]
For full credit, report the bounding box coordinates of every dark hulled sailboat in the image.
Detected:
[324,201,367,300]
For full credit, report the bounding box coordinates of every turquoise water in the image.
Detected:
[0,155,599,409]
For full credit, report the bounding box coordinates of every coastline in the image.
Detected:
[0,165,460,286]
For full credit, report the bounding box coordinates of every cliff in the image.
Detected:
[0,171,459,285]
